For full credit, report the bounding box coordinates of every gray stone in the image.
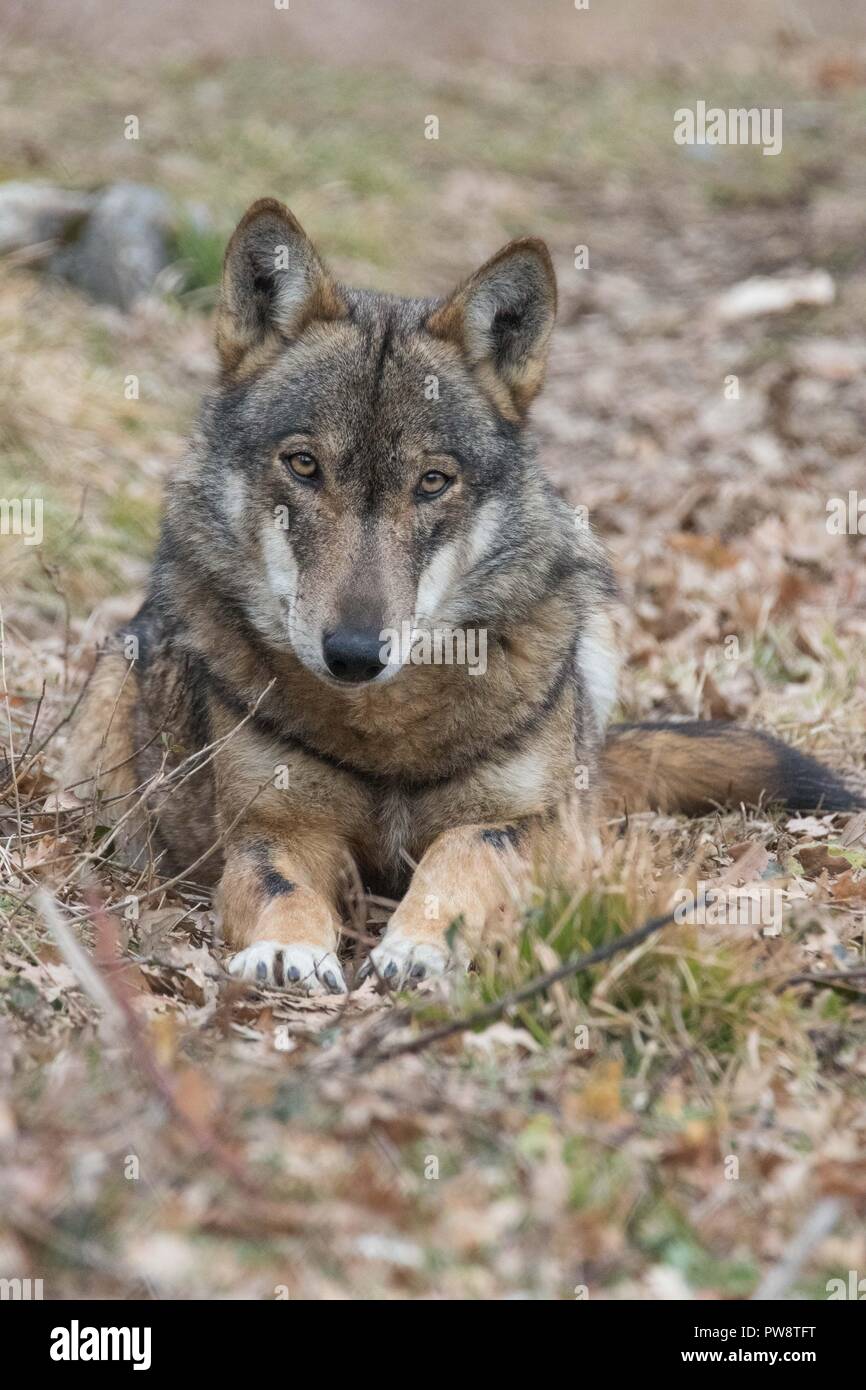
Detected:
[51,182,175,310]
[0,181,94,256]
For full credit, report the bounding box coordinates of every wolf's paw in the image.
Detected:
[227,941,346,995]
[357,933,450,989]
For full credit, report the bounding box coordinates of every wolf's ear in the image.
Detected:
[427,238,556,418]
[215,198,346,377]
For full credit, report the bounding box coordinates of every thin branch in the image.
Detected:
[37,889,125,1027]
[784,965,866,994]
[752,1198,842,1301]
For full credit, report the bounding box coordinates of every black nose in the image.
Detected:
[322,628,386,684]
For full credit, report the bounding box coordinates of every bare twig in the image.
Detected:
[783,966,866,994]
[0,674,91,801]
[0,604,25,869]
[37,889,125,1027]
[752,1197,842,1300]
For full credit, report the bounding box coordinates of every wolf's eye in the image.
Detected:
[417,469,452,498]
[282,451,319,481]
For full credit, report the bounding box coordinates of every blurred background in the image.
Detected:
[1,1,865,1300]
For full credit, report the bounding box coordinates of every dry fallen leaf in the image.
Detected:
[797,844,850,877]
[720,841,771,885]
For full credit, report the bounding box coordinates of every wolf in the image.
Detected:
[60,198,862,994]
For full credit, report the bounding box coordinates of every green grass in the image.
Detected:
[173,218,226,306]
[462,874,814,1086]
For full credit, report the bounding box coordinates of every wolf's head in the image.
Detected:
[186,198,561,688]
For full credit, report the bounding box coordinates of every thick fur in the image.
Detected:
[602,722,864,818]
[60,199,862,992]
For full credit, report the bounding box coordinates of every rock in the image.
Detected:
[0,181,94,257]
[713,270,834,323]
[51,182,174,310]
[791,337,866,382]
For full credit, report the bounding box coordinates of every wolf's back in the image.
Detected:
[601,721,864,816]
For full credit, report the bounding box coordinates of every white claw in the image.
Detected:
[363,932,450,988]
[227,940,346,995]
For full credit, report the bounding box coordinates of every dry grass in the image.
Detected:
[1,8,865,1299]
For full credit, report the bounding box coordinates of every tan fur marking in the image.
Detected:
[378,819,554,957]
[217,842,342,953]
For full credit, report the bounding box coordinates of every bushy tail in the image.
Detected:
[601,721,864,817]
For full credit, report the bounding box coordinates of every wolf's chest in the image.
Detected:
[365,785,416,892]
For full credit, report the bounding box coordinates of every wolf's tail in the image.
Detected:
[601,721,864,817]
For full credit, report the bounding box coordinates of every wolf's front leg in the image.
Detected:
[219,835,348,995]
[361,821,539,987]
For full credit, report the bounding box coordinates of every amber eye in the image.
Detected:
[417,469,452,498]
[282,451,319,481]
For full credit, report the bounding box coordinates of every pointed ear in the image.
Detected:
[427,238,556,418]
[215,198,346,377]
